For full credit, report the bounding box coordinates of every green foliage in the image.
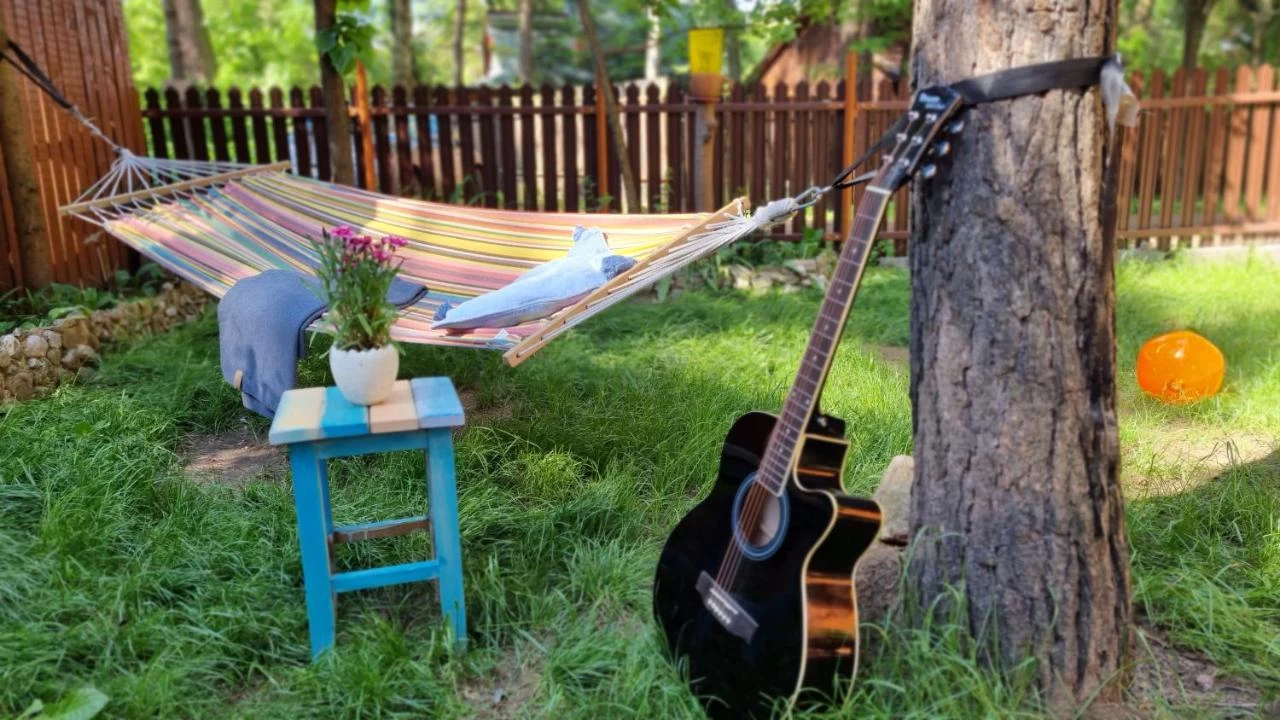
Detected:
[317,12,377,77]
[17,687,109,720]
[0,263,168,334]
[311,227,407,350]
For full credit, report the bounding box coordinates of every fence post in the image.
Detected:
[840,52,859,240]
[595,85,609,208]
[691,81,720,212]
[354,60,376,191]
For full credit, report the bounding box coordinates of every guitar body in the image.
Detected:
[654,412,883,719]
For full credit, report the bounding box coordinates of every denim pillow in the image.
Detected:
[432,227,637,331]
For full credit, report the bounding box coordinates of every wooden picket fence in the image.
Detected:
[129,64,1280,253]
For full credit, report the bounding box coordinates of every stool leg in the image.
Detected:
[426,429,467,649]
[289,444,337,660]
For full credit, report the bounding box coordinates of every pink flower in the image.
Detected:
[331,225,356,239]
[372,247,391,264]
[385,234,407,249]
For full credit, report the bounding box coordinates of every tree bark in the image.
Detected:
[0,17,53,289]
[1182,0,1218,68]
[390,0,417,87]
[315,0,355,186]
[644,6,661,81]
[576,0,640,212]
[163,0,216,86]
[453,0,467,86]
[518,0,534,84]
[907,0,1131,710]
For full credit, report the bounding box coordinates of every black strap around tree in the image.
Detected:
[831,55,1116,190]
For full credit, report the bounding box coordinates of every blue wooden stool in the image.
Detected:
[268,376,467,660]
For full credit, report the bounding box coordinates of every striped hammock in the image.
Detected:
[61,152,759,366]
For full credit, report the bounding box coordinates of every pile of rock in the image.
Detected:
[0,281,209,404]
[660,255,840,297]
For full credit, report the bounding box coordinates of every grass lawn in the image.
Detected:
[1,255,1277,718]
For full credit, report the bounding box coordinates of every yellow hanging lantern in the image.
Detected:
[688,27,725,101]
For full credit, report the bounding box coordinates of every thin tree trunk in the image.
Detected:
[644,6,661,81]
[390,0,416,86]
[453,0,467,86]
[518,0,534,84]
[1182,0,1217,69]
[315,0,355,186]
[576,0,640,212]
[722,0,741,82]
[907,0,1131,711]
[0,16,53,288]
[163,0,216,86]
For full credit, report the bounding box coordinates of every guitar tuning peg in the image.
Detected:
[933,140,951,157]
[920,164,938,179]
[947,119,965,135]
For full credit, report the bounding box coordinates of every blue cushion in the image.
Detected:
[432,227,636,331]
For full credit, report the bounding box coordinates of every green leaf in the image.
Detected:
[35,687,109,720]
[329,44,356,76]
[316,27,338,54]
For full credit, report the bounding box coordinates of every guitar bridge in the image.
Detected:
[696,571,759,642]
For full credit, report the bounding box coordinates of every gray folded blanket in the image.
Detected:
[218,269,426,418]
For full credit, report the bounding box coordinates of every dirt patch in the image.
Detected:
[458,388,514,426]
[181,423,286,488]
[1128,423,1277,497]
[1085,624,1269,719]
[867,344,909,367]
[460,654,541,719]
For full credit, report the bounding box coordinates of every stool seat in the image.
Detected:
[269,377,467,660]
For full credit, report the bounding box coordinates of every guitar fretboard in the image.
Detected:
[755,187,893,494]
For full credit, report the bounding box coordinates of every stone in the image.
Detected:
[873,455,915,545]
[165,306,178,318]
[42,329,61,350]
[749,273,774,291]
[855,542,904,628]
[59,317,91,349]
[27,357,44,370]
[76,366,97,382]
[9,372,33,402]
[0,333,20,361]
[729,265,754,290]
[784,258,819,276]
[815,249,838,279]
[46,348,61,366]
[23,333,48,358]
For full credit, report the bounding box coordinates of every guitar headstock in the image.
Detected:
[870,86,966,193]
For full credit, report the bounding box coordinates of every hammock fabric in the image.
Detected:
[61,155,753,366]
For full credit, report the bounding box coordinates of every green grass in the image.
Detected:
[1,257,1277,718]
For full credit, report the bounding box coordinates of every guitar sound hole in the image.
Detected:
[732,476,790,559]
[741,493,782,547]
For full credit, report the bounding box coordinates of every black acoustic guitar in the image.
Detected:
[653,88,966,719]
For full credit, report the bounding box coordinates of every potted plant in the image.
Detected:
[312,225,408,405]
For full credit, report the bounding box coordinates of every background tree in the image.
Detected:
[454,0,468,86]
[907,0,1132,711]
[162,0,217,86]
[518,0,534,84]
[576,0,640,212]
[1182,0,1220,67]
[0,9,52,288]
[314,0,356,185]
[390,0,417,86]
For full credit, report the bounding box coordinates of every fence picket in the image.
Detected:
[561,85,579,212]
[1246,65,1272,222]
[393,86,414,196]
[520,85,538,210]
[289,87,313,179]
[309,87,331,181]
[1222,66,1252,225]
[227,87,252,163]
[413,86,437,199]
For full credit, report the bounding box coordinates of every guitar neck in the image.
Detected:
[756,186,893,493]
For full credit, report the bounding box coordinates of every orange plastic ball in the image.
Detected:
[1136,330,1225,404]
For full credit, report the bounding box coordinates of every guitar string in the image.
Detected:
[715,204,887,589]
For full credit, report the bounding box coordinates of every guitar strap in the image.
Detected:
[830,55,1139,191]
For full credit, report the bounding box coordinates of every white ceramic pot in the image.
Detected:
[329,344,399,405]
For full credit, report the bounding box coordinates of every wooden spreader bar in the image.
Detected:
[59,161,292,216]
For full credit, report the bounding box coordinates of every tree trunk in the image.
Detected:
[390,0,417,87]
[576,0,640,212]
[518,0,534,84]
[163,0,216,86]
[0,17,53,289]
[907,1,1131,711]
[722,0,741,82]
[453,0,467,86]
[644,6,661,81]
[1182,0,1217,68]
[315,0,355,186]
